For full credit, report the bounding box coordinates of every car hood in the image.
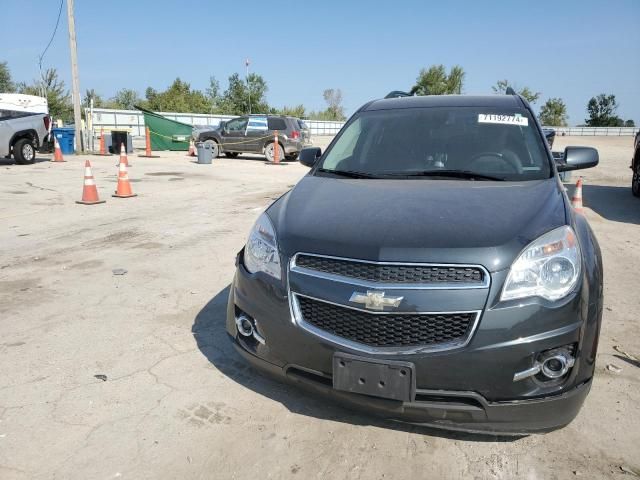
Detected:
[269,176,567,273]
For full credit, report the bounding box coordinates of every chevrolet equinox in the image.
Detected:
[226,93,603,435]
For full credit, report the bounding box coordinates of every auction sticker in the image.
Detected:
[478,114,528,126]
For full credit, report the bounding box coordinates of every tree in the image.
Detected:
[83,89,104,108]
[273,104,306,118]
[539,98,568,126]
[624,119,635,127]
[585,94,624,127]
[206,75,221,113]
[18,68,72,122]
[0,61,15,92]
[321,88,345,120]
[219,73,269,115]
[492,79,541,104]
[110,88,141,110]
[144,78,210,113]
[410,65,465,95]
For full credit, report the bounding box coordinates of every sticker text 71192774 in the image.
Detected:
[478,114,529,127]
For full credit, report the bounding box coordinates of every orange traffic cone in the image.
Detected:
[52,136,66,162]
[187,139,196,157]
[264,130,286,166]
[139,126,159,158]
[117,142,131,167]
[571,177,584,213]
[94,127,111,156]
[113,147,137,198]
[76,160,105,205]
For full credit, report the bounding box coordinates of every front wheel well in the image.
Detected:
[10,130,39,149]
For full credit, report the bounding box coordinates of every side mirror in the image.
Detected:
[299,147,322,168]
[556,146,599,172]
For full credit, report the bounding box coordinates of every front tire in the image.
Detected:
[264,142,284,163]
[285,153,299,162]
[14,138,36,164]
[632,162,640,198]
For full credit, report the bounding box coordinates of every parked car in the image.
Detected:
[194,115,311,161]
[226,92,604,435]
[0,93,50,164]
[632,130,640,197]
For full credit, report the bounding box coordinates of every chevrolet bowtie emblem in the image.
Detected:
[349,291,404,311]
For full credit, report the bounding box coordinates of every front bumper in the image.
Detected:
[226,254,600,434]
[231,336,591,435]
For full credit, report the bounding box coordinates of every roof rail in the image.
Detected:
[505,86,517,95]
[384,91,412,99]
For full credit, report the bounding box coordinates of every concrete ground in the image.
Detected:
[0,136,638,479]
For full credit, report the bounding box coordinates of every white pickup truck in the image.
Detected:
[0,93,51,164]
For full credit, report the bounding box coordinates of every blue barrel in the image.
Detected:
[52,127,76,154]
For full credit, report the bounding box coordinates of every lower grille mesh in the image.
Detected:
[297,296,475,348]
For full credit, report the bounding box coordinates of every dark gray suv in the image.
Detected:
[196,114,311,161]
[226,93,603,434]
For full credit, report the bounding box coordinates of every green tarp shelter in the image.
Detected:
[136,106,193,151]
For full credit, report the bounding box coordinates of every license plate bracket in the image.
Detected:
[332,353,415,402]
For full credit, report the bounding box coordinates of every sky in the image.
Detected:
[1,0,639,125]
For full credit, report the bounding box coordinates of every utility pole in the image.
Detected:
[245,58,251,115]
[66,0,83,152]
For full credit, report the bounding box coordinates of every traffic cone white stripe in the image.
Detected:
[85,167,92,176]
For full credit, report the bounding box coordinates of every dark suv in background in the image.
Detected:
[195,115,311,161]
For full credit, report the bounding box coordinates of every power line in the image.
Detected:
[38,0,65,70]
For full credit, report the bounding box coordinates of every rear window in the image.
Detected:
[318,106,551,181]
[267,117,287,131]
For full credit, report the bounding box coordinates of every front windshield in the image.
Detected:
[317,106,551,181]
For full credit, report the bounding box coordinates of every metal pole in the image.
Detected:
[245,58,251,115]
[66,0,83,152]
[89,97,94,152]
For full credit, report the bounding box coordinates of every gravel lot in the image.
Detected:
[0,136,638,479]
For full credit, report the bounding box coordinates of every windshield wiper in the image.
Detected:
[316,168,381,179]
[383,170,506,181]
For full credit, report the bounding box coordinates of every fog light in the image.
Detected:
[236,314,254,337]
[234,312,266,345]
[513,345,576,382]
[540,349,574,379]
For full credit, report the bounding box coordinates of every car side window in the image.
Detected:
[267,117,287,131]
[247,116,268,131]
[226,117,248,132]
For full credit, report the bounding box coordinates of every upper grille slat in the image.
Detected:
[297,295,475,349]
[295,255,485,285]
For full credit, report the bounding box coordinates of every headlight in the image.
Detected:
[243,213,281,280]
[501,226,581,302]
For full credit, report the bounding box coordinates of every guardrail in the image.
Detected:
[543,126,638,136]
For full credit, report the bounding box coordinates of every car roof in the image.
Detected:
[363,95,524,112]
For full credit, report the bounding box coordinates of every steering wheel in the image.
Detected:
[468,151,523,174]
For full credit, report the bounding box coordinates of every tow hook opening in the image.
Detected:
[513,345,576,382]
[235,311,266,345]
